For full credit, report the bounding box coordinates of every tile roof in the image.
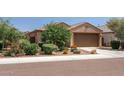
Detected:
[70,22,103,32]
[98,25,114,33]
[28,22,114,34]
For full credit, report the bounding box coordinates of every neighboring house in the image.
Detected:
[26,29,42,43]
[26,22,104,47]
[26,22,70,44]
[98,25,115,46]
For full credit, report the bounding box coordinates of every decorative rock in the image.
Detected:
[0,53,4,58]
[90,49,97,54]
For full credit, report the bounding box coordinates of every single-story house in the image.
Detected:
[26,22,114,47]
[98,25,115,46]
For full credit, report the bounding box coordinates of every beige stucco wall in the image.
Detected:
[27,31,41,43]
[103,33,115,46]
[71,25,101,34]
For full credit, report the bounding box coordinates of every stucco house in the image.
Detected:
[26,22,114,47]
[98,25,115,46]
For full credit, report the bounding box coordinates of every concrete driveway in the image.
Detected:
[98,49,124,57]
[81,47,124,58]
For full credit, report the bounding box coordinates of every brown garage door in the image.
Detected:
[74,33,99,47]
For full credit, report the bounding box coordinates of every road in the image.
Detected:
[0,58,124,76]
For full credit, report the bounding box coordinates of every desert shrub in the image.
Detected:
[4,47,26,57]
[41,23,71,51]
[111,40,120,49]
[4,51,12,57]
[24,43,39,55]
[42,44,58,54]
[63,47,69,54]
[38,42,44,51]
[73,49,81,54]
[19,39,30,49]
[70,44,78,52]
[17,49,25,55]
[71,48,77,52]
[4,48,18,57]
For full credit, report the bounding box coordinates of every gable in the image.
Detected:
[57,22,70,28]
[70,22,103,33]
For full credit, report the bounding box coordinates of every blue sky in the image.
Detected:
[1,17,111,32]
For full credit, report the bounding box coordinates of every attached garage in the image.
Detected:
[74,33,99,47]
[70,22,103,47]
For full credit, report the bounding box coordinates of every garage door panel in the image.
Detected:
[74,33,99,47]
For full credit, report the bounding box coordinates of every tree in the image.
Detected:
[41,22,71,50]
[107,18,124,41]
[0,18,26,49]
[0,19,10,48]
[5,27,25,47]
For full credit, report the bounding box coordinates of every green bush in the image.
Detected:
[0,41,3,50]
[42,44,58,54]
[38,42,44,51]
[17,49,25,55]
[4,48,25,57]
[4,51,12,57]
[73,49,81,54]
[19,39,30,49]
[41,23,71,51]
[63,47,69,54]
[111,40,120,49]
[71,48,77,52]
[4,48,18,57]
[24,43,39,55]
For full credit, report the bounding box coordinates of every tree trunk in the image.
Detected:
[2,39,5,49]
[121,41,124,49]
